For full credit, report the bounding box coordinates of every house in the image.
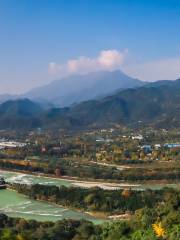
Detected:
[164,143,180,149]
[141,145,152,153]
[154,144,161,149]
[132,135,143,140]
[0,141,26,149]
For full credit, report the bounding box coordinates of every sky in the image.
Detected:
[0,0,180,94]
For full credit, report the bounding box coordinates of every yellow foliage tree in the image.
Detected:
[152,222,166,238]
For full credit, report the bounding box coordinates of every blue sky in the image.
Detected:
[0,0,180,94]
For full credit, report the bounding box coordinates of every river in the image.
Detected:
[0,170,179,191]
[0,189,102,223]
[0,170,73,187]
[0,169,179,223]
[0,170,104,223]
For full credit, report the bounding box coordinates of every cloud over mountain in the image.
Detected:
[48,49,128,76]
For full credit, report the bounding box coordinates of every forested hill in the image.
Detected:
[0,79,179,130]
[0,99,42,129]
[45,78,179,129]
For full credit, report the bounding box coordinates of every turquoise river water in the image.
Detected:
[0,170,179,223]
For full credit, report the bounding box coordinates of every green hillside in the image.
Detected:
[0,99,42,129]
[0,80,179,130]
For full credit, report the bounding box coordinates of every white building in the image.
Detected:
[0,141,27,149]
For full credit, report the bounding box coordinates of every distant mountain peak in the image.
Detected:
[25,70,144,107]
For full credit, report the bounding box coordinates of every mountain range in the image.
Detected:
[0,78,179,130]
[0,70,144,108]
[24,70,144,107]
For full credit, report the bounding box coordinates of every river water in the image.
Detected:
[0,170,103,223]
[0,170,179,191]
[0,170,179,223]
[0,170,74,187]
[0,189,102,223]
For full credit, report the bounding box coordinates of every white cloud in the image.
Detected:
[48,50,180,81]
[48,49,128,76]
[124,57,180,81]
[98,49,127,68]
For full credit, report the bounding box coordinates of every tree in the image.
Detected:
[1,229,16,240]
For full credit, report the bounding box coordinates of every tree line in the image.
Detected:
[0,188,179,239]
[11,183,177,214]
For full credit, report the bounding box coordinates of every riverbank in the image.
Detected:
[0,188,104,223]
[8,186,131,221]
[9,186,106,221]
[0,168,141,190]
[0,167,180,191]
[6,185,135,222]
[2,170,180,223]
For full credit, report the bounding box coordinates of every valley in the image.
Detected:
[1,1,180,239]
[0,82,179,239]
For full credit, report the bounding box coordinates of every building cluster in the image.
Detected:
[0,140,27,149]
[141,143,180,153]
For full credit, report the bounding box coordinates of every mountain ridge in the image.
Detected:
[25,70,144,107]
[0,79,179,130]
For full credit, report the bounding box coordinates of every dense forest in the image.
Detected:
[11,184,179,215]
[0,187,179,239]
